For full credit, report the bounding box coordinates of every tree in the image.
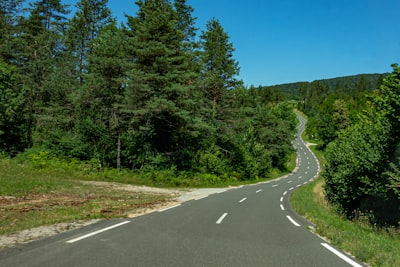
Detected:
[199,18,239,116]
[0,0,24,63]
[122,0,206,169]
[19,0,69,106]
[332,99,351,133]
[74,22,129,168]
[0,59,30,154]
[373,63,400,140]
[324,113,390,216]
[65,0,112,84]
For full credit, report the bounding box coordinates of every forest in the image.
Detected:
[0,0,297,183]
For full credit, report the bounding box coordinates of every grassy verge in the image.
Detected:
[0,158,174,236]
[291,146,400,267]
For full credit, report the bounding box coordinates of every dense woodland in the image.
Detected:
[0,0,296,182]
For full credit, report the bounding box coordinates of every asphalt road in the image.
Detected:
[0,115,365,267]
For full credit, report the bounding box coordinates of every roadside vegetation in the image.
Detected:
[291,145,400,267]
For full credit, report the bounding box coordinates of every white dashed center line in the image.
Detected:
[239,197,247,203]
[216,213,228,224]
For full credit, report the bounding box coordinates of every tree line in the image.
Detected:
[0,0,296,181]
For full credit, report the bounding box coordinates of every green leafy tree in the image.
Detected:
[373,63,400,140]
[324,113,390,216]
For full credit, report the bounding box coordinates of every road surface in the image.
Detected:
[0,115,365,267]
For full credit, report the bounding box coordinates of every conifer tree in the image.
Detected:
[199,18,239,116]
[65,0,112,84]
[123,0,205,169]
[0,0,24,63]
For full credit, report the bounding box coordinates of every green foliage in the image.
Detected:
[324,114,390,216]
[0,59,31,154]
[0,0,299,183]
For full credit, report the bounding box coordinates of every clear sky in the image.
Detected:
[65,0,400,86]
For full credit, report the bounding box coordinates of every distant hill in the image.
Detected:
[264,73,388,99]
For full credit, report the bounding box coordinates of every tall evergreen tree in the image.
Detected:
[0,0,24,63]
[74,22,129,168]
[199,18,239,116]
[123,0,205,169]
[65,0,112,84]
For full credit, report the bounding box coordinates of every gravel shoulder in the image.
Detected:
[0,182,229,249]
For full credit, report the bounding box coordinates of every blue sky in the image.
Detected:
[65,0,400,86]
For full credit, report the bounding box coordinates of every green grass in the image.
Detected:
[0,158,173,235]
[291,147,400,267]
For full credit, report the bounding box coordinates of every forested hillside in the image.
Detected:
[0,0,297,182]
[265,73,386,100]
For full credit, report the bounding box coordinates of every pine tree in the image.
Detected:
[74,22,129,168]
[199,18,239,116]
[123,0,205,169]
[65,0,112,84]
[0,0,24,63]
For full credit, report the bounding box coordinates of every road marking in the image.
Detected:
[256,189,262,193]
[283,191,288,196]
[288,180,292,183]
[158,204,181,212]
[280,197,284,202]
[272,184,278,188]
[321,243,363,267]
[216,213,228,224]
[66,221,131,243]
[303,182,308,185]
[305,171,308,175]
[296,184,301,188]
[239,197,247,203]
[298,176,303,179]
[289,187,294,191]
[280,204,285,210]
[286,215,300,227]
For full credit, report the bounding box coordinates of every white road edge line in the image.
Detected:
[239,197,247,203]
[272,184,278,188]
[256,189,262,193]
[66,221,131,244]
[280,204,285,210]
[280,197,284,202]
[158,204,181,212]
[283,191,288,196]
[286,215,300,227]
[216,213,228,224]
[321,243,363,267]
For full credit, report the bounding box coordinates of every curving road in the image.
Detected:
[0,115,365,267]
